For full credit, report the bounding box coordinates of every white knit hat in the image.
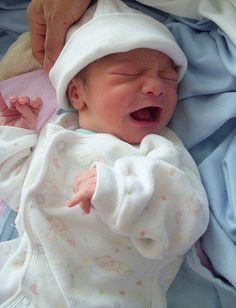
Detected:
[49,0,187,110]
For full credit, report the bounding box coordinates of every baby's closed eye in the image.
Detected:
[159,69,178,81]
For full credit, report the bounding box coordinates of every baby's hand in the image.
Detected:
[66,168,97,214]
[0,91,43,129]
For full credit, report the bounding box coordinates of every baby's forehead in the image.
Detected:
[96,48,175,68]
[98,48,176,70]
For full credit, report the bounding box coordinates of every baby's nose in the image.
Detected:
[142,77,165,96]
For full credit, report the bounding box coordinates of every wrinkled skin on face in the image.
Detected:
[68,48,178,144]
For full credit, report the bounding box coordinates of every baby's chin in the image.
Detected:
[118,130,157,144]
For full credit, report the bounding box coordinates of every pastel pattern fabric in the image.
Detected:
[0,113,208,307]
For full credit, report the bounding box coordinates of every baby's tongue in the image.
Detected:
[131,107,152,121]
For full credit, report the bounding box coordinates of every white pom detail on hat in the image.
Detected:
[49,0,187,110]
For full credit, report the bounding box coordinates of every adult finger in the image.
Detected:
[43,0,91,72]
[27,2,46,67]
[43,17,70,72]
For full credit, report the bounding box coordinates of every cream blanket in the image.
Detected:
[0,32,41,81]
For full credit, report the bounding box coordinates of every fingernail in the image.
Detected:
[31,100,39,108]
[9,96,17,102]
[18,97,28,104]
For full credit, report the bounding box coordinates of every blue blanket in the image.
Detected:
[1,0,236,307]
[138,5,236,306]
[0,0,28,59]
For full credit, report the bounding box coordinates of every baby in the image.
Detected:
[0,1,209,307]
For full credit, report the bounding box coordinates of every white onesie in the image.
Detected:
[0,112,209,308]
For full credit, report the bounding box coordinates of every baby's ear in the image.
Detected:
[67,76,86,111]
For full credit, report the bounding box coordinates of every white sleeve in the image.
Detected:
[91,135,209,260]
[0,126,38,210]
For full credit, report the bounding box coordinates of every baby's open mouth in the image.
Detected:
[130,107,161,122]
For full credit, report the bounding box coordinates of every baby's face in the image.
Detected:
[74,48,177,144]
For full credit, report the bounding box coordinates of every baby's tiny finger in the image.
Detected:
[18,96,30,105]
[31,96,43,109]
[80,200,91,214]
[66,198,78,208]
[9,96,18,108]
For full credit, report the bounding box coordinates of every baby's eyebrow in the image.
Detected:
[108,56,177,73]
[108,60,139,71]
[111,58,137,66]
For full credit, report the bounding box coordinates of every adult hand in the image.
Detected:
[27,0,91,72]
[0,92,42,129]
[66,168,97,214]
